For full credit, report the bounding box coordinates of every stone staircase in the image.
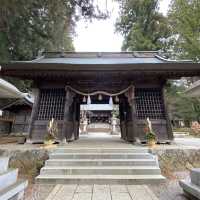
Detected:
[0,157,28,200]
[36,147,165,184]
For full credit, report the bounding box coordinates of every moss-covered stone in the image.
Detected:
[152,149,200,178]
[0,149,49,182]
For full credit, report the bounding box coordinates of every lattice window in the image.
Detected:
[135,88,165,119]
[37,89,65,120]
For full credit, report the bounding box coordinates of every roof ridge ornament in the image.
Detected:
[97,52,102,57]
[155,54,192,63]
[60,48,65,58]
[132,51,158,58]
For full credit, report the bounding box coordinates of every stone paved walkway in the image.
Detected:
[1,132,200,151]
[45,184,159,200]
[23,133,193,200]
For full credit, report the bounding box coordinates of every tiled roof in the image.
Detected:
[26,51,190,65]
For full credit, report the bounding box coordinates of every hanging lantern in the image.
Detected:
[87,95,91,105]
[109,96,113,106]
[83,96,86,103]
[98,94,103,101]
[115,96,119,103]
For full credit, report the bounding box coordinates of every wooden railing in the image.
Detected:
[0,116,14,122]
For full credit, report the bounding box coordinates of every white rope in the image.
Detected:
[66,85,133,97]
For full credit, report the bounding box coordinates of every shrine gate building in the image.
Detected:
[1,51,200,143]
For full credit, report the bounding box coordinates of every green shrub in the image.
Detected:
[145,131,157,141]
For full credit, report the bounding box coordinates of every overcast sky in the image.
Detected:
[74,0,171,52]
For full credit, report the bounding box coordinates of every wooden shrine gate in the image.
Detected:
[1,51,200,143]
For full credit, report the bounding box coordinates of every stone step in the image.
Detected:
[179,179,200,200]
[40,166,161,176]
[0,179,28,200]
[37,146,164,185]
[0,157,9,174]
[0,169,18,191]
[54,147,149,154]
[49,153,153,160]
[36,174,166,185]
[45,159,157,167]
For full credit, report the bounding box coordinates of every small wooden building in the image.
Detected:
[0,78,33,135]
[0,98,32,134]
[1,51,200,143]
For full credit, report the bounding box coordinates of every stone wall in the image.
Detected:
[151,148,200,177]
[1,147,200,181]
[0,148,50,182]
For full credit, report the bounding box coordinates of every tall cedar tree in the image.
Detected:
[0,0,108,91]
[116,0,171,51]
[168,0,200,61]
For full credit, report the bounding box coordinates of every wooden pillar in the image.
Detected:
[73,98,79,140]
[119,100,123,139]
[62,87,74,142]
[119,96,127,141]
[72,100,77,140]
[28,88,40,140]
[162,86,174,141]
[128,86,137,142]
[76,101,80,140]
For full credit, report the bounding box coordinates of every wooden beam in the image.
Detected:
[27,88,40,140]
[62,87,74,142]
[119,96,127,141]
[73,98,79,140]
[162,86,174,141]
[128,86,138,143]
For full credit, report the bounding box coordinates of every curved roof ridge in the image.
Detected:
[44,51,159,54]
[155,55,192,63]
[0,78,26,98]
[43,51,159,59]
[10,56,45,63]
[185,80,200,92]
[4,52,196,63]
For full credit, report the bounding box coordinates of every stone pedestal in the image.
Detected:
[0,157,9,174]
[191,169,200,186]
[0,157,28,200]
[80,119,88,134]
[180,168,200,199]
[111,118,118,135]
[83,122,88,134]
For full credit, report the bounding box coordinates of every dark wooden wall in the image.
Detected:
[0,107,31,135]
[29,86,80,142]
[0,121,12,134]
[12,109,31,133]
[28,79,173,143]
[119,84,173,143]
